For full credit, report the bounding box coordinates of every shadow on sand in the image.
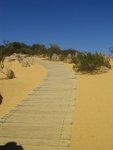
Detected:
[0,142,24,150]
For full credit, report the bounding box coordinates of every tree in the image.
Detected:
[62,48,78,56]
[47,43,61,59]
[31,44,47,55]
[3,41,31,55]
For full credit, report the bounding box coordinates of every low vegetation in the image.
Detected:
[72,52,111,72]
[0,41,112,73]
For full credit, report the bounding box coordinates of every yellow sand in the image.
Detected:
[0,60,47,117]
[1,59,113,149]
[69,62,113,150]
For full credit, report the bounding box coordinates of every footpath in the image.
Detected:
[0,60,76,150]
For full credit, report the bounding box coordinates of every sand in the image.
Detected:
[70,61,113,150]
[0,59,47,117]
[1,58,113,149]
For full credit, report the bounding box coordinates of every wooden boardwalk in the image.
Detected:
[0,60,76,150]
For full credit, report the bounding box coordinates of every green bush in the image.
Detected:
[59,55,66,61]
[72,52,111,72]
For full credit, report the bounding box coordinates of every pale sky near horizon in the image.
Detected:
[0,0,113,53]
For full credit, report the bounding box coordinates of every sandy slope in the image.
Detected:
[0,60,47,117]
[1,59,113,149]
[69,61,113,150]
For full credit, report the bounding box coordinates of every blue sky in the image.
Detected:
[0,0,113,53]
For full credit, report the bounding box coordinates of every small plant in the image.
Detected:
[72,52,111,72]
[59,55,66,61]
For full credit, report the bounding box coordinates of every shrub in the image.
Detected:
[72,52,111,72]
[59,55,66,61]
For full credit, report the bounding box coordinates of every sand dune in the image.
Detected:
[1,58,113,149]
[70,61,113,150]
[0,59,47,117]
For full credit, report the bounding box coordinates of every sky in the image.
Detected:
[0,0,113,53]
